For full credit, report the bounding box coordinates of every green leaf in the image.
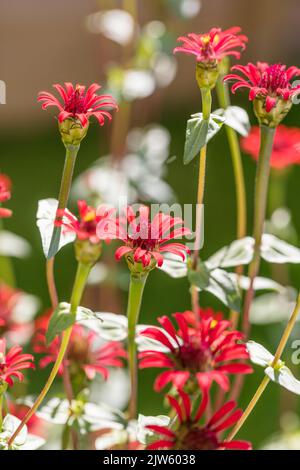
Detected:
[187,261,210,290]
[183,113,225,165]
[46,302,76,345]
[208,269,242,312]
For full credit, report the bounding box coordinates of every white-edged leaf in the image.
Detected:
[35,398,70,425]
[206,268,241,311]
[247,340,274,367]
[250,289,298,324]
[36,199,75,257]
[265,366,300,395]
[228,274,284,293]
[183,113,225,165]
[206,237,254,270]
[83,402,125,432]
[159,253,187,278]
[214,106,250,137]
[0,231,31,258]
[261,234,300,264]
[87,312,128,341]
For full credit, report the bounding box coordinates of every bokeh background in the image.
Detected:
[2,0,300,449]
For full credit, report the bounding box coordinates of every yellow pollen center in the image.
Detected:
[210,319,218,329]
[202,36,211,45]
[83,211,96,222]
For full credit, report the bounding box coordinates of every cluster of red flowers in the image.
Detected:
[0,174,12,219]
[139,309,252,450]
[58,203,191,269]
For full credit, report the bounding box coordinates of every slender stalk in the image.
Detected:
[243,126,276,339]
[226,293,300,442]
[191,87,212,315]
[0,219,15,286]
[47,145,79,260]
[8,261,92,447]
[127,273,148,419]
[216,78,247,241]
[46,257,58,308]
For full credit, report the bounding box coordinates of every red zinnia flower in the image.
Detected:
[103,205,190,268]
[37,82,118,127]
[174,27,247,64]
[0,173,12,218]
[33,322,126,380]
[241,125,300,170]
[139,311,252,393]
[55,200,116,244]
[147,389,251,450]
[0,338,34,387]
[225,62,300,112]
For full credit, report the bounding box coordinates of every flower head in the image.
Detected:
[38,83,118,145]
[147,389,251,450]
[225,62,300,126]
[174,27,247,64]
[55,200,116,263]
[103,205,190,273]
[174,27,247,89]
[0,338,34,387]
[0,173,12,218]
[33,320,126,381]
[139,310,252,393]
[241,125,300,170]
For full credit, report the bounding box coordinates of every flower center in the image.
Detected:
[68,335,90,365]
[129,221,159,252]
[178,334,212,372]
[65,87,87,115]
[260,64,288,94]
[179,426,219,450]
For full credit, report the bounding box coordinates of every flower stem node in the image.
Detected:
[253,97,293,128]
[74,239,102,266]
[59,118,89,147]
[125,254,156,277]
[196,62,219,90]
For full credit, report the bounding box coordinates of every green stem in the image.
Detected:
[243,126,276,339]
[216,78,247,241]
[127,273,148,419]
[47,144,80,260]
[226,293,300,442]
[191,87,212,316]
[7,261,91,447]
[0,219,15,286]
